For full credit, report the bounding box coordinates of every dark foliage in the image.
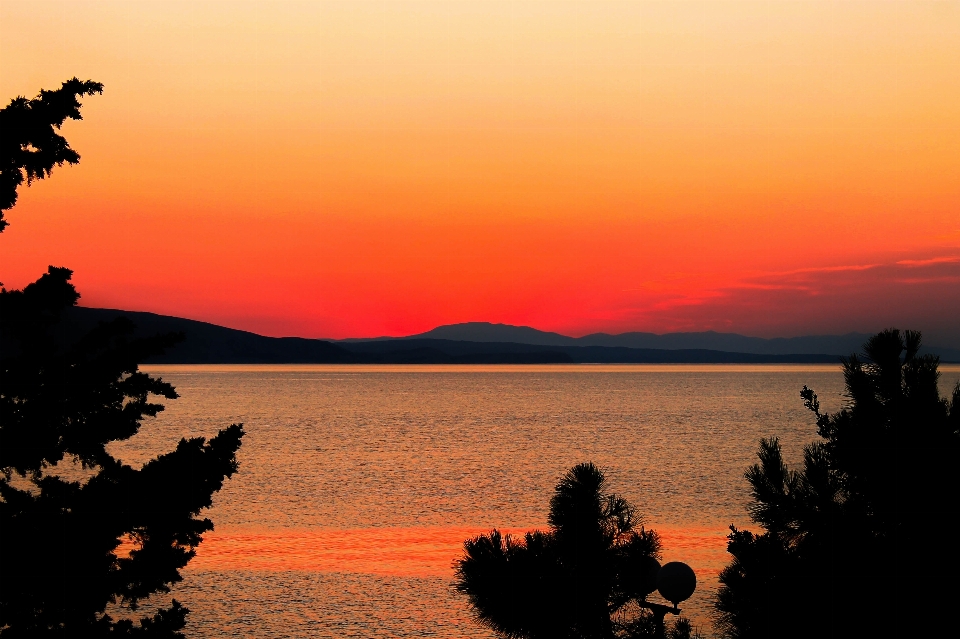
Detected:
[0,268,244,637]
[456,463,697,639]
[715,329,960,638]
[0,77,102,231]
[1,79,243,637]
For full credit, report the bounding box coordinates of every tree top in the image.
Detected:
[0,77,103,231]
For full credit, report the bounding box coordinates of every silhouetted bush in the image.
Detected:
[456,463,700,639]
[716,330,960,638]
[0,81,244,638]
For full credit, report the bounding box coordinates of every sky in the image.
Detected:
[1,1,958,345]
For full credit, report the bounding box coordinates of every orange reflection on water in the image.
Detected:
[183,525,729,579]
[187,527,530,577]
[656,526,732,578]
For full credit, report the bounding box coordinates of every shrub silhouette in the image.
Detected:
[456,463,699,639]
[0,81,244,638]
[715,330,960,638]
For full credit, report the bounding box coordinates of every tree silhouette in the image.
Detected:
[456,463,699,639]
[715,330,960,638]
[0,77,102,231]
[0,81,244,638]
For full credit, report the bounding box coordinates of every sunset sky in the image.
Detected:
[2,1,958,345]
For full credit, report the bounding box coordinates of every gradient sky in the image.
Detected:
[1,1,958,344]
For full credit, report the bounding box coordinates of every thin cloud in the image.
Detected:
[597,251,960,345]
[896,256,960,267]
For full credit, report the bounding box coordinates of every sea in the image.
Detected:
[114,364,960,637]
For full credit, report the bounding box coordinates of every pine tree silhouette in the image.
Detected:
[456,463,699,639]
[0,81,244,638]
[0,78,103,231]
[716,330,960,638]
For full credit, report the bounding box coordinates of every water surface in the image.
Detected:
[116,364,960,636]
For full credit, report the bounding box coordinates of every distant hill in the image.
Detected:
[63,307,352,363]
[341,338,838,364]
[59,308,571,364]
[386,322,579,346]
[57,309,960,364]
[396,322,870,355]
[382,322,960,361]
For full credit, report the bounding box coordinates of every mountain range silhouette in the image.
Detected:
[58,309,960,364]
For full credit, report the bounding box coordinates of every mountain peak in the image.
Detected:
[408,322,578,346]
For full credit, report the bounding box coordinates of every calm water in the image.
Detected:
[115,364,960,637]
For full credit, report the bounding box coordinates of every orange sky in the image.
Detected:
[2,1,958,344]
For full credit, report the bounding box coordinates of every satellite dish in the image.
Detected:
[636,556,661,597]
[656,561,696,606]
